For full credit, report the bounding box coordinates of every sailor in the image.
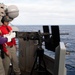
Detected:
[0,16,21,75]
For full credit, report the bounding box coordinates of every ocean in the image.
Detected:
[16,25,75,75]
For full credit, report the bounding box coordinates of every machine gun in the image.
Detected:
[17,25,60,52]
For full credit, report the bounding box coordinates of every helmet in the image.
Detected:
[7,5,19,19]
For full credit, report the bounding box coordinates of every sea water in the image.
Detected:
[16,25,75,75]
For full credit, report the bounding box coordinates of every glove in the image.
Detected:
[6,36,12,42]
[4,35,12,42]
[4,32,16,39]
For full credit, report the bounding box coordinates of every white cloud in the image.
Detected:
[1,0,75,25]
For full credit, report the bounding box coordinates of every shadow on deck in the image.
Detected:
[21,71,52,75]
[8,66,52,75]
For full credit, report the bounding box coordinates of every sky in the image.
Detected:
[0,0,75,25]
